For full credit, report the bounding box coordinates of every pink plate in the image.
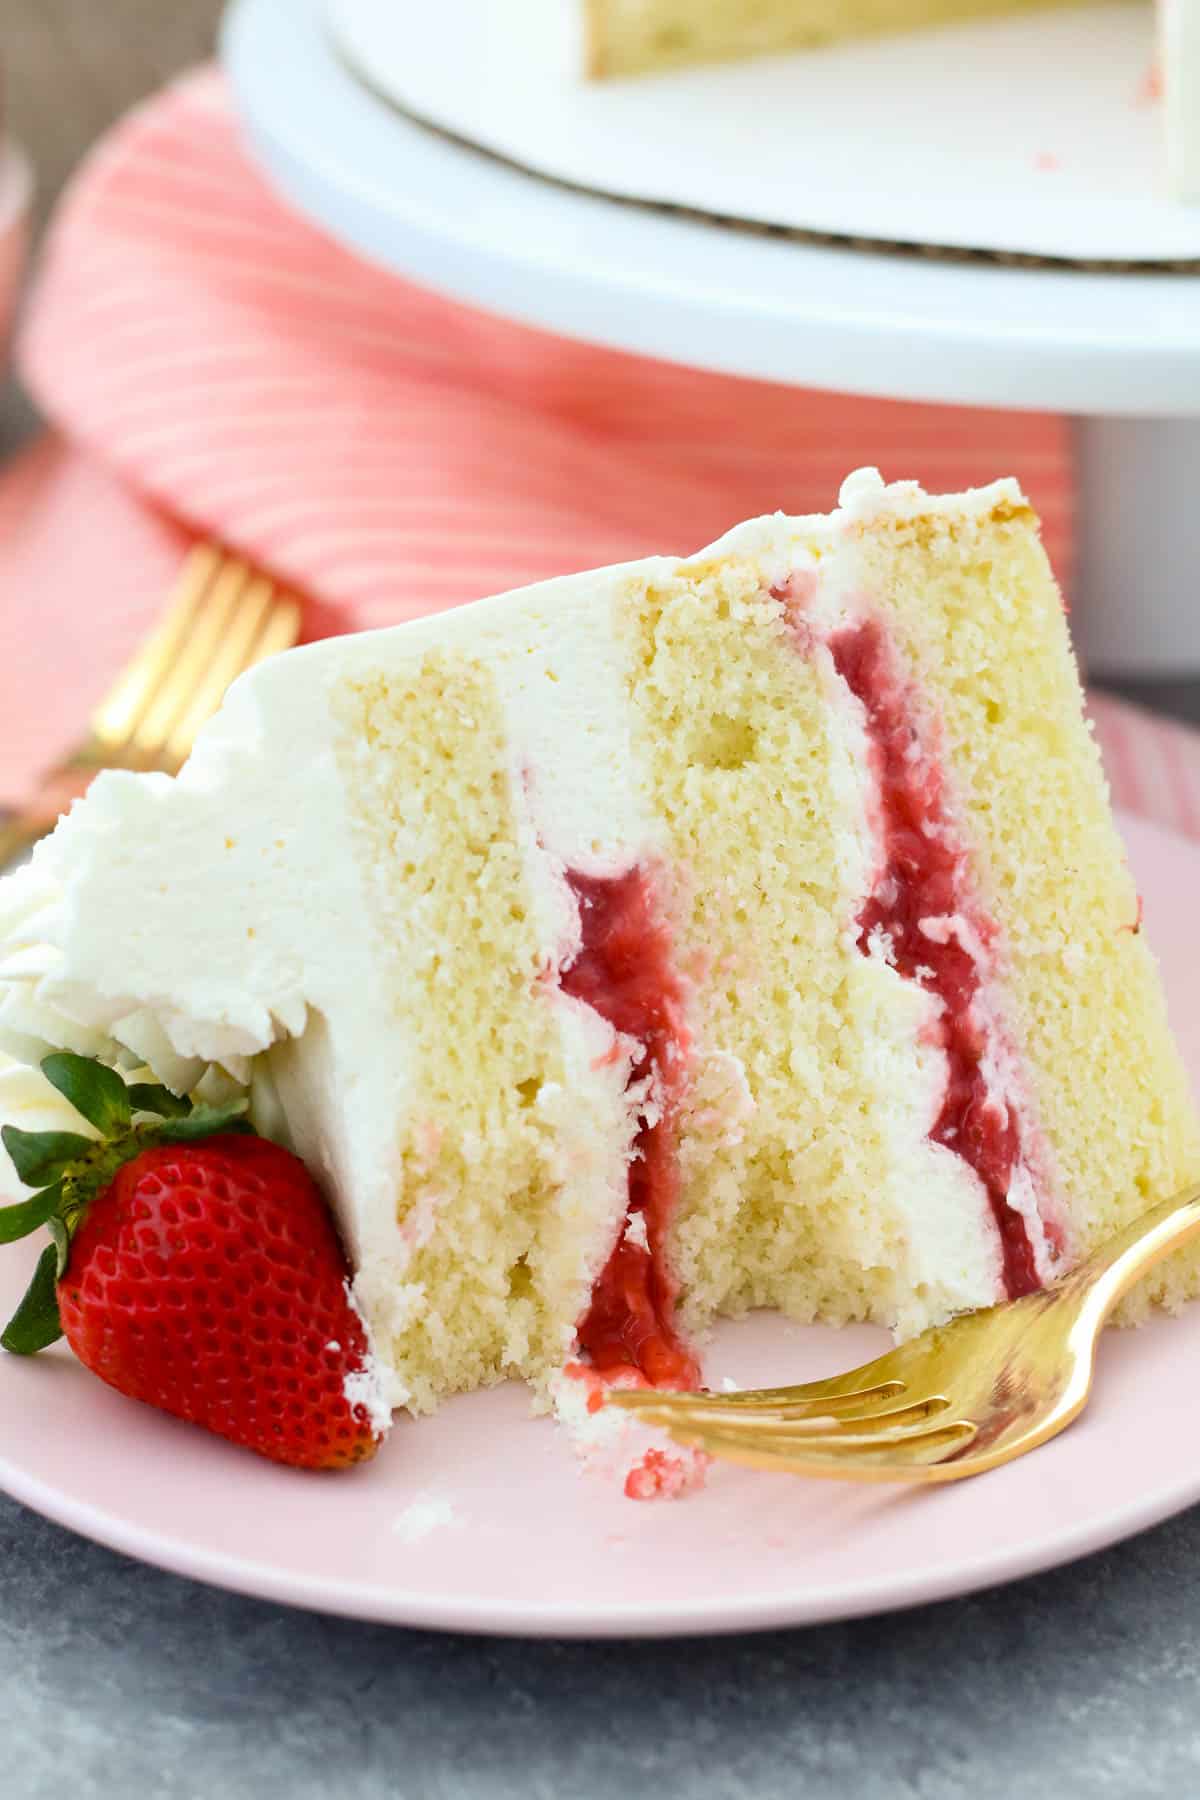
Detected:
[2,809,1199,1637]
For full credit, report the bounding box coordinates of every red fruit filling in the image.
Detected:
[623,1446,707,1502]
[829,618,1045,1298]
[559,867,699,1388]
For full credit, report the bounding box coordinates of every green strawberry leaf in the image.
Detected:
[45,1214,71,1280]
[2,1127,94,1189]
[148,1099,250,1143]
[41,1052,132,1134]
[1,1244,64,1354]
[0,1183,62,1244]
[127,1083,192,1120]
[0,1059,259,1360]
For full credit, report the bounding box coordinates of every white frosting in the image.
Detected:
[680,471,1028,578]
[837,466,1023,523]
[793,498,1012,1322]
[342,1280,395,1437]
[973,1000,1062,1286]
[816,548,1064,1305]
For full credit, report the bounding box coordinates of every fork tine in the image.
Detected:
[130,557,257,761]
[678,1419,977,1480]
[0,543,303,871]
[698,1419,973,1455]
[608,1379,910,1423]
[164,574,287,765]
[247,593,302,663]
[618,1396,951,1435]
[89,544,223,750]
[722,1354,915,1405]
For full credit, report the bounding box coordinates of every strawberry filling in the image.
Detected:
[560,867,699,1388]
[829,618,1045,1298]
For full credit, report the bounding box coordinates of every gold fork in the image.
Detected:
[0,545,302,868]
[610,1184,1200,1483]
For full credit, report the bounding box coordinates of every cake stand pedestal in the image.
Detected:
[223,0,1200,677]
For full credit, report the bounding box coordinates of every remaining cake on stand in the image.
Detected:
[0,470,1195,1487]
[583,0,1089,73]
[583,0,1199,198]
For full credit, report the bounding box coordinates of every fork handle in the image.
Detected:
[0,808,55,871]
[1065,1182,1200,1322]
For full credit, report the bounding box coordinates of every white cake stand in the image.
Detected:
[223,0,1200,675]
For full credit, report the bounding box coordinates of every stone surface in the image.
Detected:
[3,1486,1200,1799]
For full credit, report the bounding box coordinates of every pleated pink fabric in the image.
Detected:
[4,65,1197,842]
[18,67,1076,617]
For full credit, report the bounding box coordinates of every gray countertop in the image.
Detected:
[4,1486,1200,1799]
[4,4,1200,1793]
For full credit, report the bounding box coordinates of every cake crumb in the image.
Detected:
[1136,64,1163,105]
[624,1448,709,1502]
[393,1494,459,1543]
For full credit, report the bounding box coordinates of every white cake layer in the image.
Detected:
[0,471,1036,1402]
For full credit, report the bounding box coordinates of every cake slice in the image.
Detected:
[0,470,1195,1453]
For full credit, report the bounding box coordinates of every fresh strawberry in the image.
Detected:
[0,1054,387,1471]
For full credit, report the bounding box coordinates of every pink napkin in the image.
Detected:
[2,63,1197,839]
